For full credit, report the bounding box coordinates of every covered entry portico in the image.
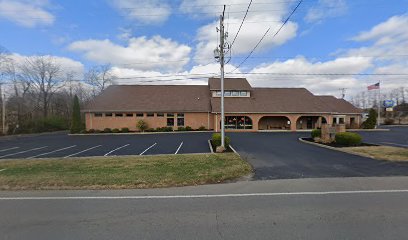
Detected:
[296,116,327,130]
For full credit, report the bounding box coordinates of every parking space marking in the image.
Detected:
[104,144,130,156]
[27,145,77,159]
[381,142,408,148]
[0,147,19,152]
[0,169,6,172]
[0,147,48,159]
[63,145,102,158]
[140,143,157,155]
[175,142,183,154]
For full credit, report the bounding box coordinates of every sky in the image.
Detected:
[1,0,408,99]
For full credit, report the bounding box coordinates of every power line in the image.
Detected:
[229,0,303,73]
[230,0,253,49]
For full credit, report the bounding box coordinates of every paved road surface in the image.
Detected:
[1,177,408,240]
[358,126,408,147]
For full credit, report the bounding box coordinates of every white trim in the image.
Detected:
[1,189,408,201]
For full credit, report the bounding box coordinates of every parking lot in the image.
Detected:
[1,128,408,181]
[0,132,212,160]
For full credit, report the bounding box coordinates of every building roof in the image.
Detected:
[211,88,336,113]
[83,78,362,115]
[208,78,252,91]
[83,85,211,112]
[317,96,363,114]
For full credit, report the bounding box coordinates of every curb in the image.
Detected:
[298,137,376,159]
[347,129,390,132]
[229,145,239,155]
[69,131,213,136]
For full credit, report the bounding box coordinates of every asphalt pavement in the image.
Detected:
[1,176,408,240]
[357,126,408,147]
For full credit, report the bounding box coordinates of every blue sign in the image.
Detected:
[383,100,395,108]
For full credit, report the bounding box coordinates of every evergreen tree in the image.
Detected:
[362,108,377,129]
[70,95,82,133]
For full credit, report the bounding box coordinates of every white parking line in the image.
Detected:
[0,169,6,172]
[175,142,183,154]
[381,142,408,148]
[1,189,408,201]
[63,145,102,158]
[0,147,48,159]
[27,145,77,159]
[140,143,157,155]
[0,147,19,152]
[104,144,130,156]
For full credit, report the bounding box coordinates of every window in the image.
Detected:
[216,91,222,96]
[105,113,113,117]
[224,91,231,96]
[147,113,154,117]
[240,91,248,96]
[115,113,123,117]
[94,113,102,117]
[225,116,253,129]
[157,113,164,117]
[232,91,239,96]
[177,113,184,126]
[136,113,144,117]
[339,118,345,124]
[126,113,133,117]
[167,113,174,117]
[167,117,175,127]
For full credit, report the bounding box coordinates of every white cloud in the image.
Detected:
[180,0,298,64]
[305,0,348,23]
[10,53,84,77]
[0,0,55,27]
[68,36,192,72]
[109,0,171,25]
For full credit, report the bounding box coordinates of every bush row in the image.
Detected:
[335,132,362,146]
[80,126,208,134]
[8,116,69,134]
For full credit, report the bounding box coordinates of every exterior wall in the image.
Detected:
[85,112,212,131]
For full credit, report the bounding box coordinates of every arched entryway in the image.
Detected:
[296,116,327,130]
[258,116,291,130]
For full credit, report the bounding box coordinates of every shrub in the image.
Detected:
[70,95,83,134]
[384,118,394,125]
[95,130,102,133]
[88,129,95,133]
[362,108,377,129]
[121,127,129,133]
[145,128,155,132]
[137,120,148,132]
[80,129,87,134]
[103,128,112,133]
[185,126,192,131]
[112,128,120,133]
[177,127,186,131]
[211,133,231,148]
[198,126,207,131]
[311,129,321,138]
[335,132,362,146]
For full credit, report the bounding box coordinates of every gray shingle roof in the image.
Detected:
[208,78,252,91]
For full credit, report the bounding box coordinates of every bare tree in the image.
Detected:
[84,64,116,96]
[19,56,63,118]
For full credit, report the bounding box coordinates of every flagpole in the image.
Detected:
[377,80,381,128]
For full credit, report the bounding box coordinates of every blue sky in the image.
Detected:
[1,0,408,98]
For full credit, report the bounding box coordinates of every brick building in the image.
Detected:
[83,78,362,131]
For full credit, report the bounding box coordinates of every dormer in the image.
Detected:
[208,78,252,98]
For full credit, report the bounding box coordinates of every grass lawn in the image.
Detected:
[0,153,252,190]
[345,146,408,162]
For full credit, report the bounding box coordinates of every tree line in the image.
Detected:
[0,47,116,135]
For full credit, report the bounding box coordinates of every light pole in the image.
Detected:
[214,5,229,149]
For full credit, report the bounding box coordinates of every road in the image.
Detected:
[1,177,408,240]
[358,126,408,147]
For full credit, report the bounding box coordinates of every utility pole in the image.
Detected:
[339,88,347,99]
[0,83,5,134]
[215,5,227,149]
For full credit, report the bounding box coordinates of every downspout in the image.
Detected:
[207,111,210,130]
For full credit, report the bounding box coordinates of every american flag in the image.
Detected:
[367,82,380,91]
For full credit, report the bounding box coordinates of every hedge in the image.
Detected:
[311,129,321,138]
[211,133,230,148]
[335,132,362,146]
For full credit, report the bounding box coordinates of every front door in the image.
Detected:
[307,118,313,129]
